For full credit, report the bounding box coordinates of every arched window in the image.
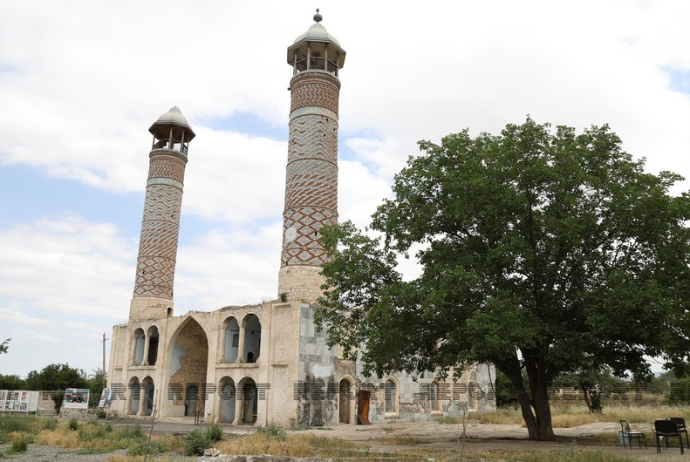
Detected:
[385,379,397,414]
[128,377,140,415]
[242,314,261,363]
[132,329,145,366]
[142,377,155,416]
[223,317,240,363]
[147,327,159,365]
[430,382,439,411]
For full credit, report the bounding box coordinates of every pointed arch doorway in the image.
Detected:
[168,317,209,419]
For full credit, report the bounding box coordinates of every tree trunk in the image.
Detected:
[501,357,555,441]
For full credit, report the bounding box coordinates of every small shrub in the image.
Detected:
[11,435,28,453]
[43,418,58,430]
[96,409,107,419]
[206,423,223,443]
[186,429,211,456]
[68,418,79,431]
[257,424,285,439]
[103,422,114,433]
[127,444,145,456]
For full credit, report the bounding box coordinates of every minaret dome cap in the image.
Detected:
[288,10,346,68]
[149,106,196,142]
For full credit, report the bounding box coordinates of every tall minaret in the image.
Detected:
[278,11,346,303]
[129,106,195,321]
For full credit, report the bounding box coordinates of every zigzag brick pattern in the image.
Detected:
[133,152,188,299]
[281,71,340,268]
[290,73,340,114]
[148,155,186,183]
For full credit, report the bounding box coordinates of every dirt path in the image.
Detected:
[301,420,686,461]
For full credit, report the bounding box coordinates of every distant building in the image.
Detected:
[107,11,495,426]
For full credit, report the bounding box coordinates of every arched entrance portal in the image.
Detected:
[168,317,209,418]
[219,377,236,423]
[239,379,258,424]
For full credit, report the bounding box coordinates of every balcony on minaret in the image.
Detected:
[287,10,346,76]
[149,106,196,157]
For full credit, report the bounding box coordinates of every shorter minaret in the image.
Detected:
[129,107,195,321]
[278,11,346,303]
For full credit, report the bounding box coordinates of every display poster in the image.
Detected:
[97,388,112,408]
[63,388,90,409]
[0,390,39,413]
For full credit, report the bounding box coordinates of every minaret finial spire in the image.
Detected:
[314,8,322,22]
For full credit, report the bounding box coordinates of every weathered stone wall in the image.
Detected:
[296,303,339,427]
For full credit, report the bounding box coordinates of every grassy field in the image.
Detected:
[0,403,685,462]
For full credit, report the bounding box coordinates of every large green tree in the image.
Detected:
[315,118,690,440]
[24,363,89,391]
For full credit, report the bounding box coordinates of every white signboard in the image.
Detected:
[0,390,39,413]
[63,388,90,409]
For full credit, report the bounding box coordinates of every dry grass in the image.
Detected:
[473,403,689,428]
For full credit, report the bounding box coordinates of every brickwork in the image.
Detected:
[280,71,340,284]
[290,72,340,114]
[133,152,188,300]
[148,153,186,183]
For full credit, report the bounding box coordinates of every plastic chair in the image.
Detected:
[669,417,689,449]
[655,419,684,454]
[619,420,647,449]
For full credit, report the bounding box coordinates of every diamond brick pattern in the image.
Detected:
[148,155,186,183]
[290,72,340,114]
[281,207,337,266]
[133,150,187,299]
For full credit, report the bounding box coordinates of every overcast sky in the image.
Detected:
[1,0,689,378]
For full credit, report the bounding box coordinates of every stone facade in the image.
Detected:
[107,13,495,427]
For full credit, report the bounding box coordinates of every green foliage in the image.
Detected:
[185,429,211,456]
[10,435,28,453]
[316,118,690,441]
[25,363,89,391]
[206,423,223,443]
[495,370,519,409]
[43,418,58,431]
[86,369,107,408]
[257,424,286,440]
[68,418,79,431]
[0,338,10,355]
[119,422,144,439]
[0,374,24,390]
[51,389,64,414]
[0,415,36,443]
[668,377,690,404]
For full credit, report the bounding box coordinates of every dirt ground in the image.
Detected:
[2,418,688,461]
[298,419,687,461]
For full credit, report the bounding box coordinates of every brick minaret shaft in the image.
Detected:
[129,106,195,321]
[278,11,346,303]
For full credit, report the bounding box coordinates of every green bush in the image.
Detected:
[11,435,28,453]
[206,424,223,443]
[43,418,58,430]
[68,418,79,431]
[96,409,107,419]
[103,422,114,433]
[186,429,211,456]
